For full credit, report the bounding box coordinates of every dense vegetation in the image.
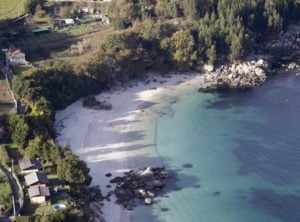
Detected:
[106,0,299,64]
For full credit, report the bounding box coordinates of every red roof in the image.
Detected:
[7,47,23,56]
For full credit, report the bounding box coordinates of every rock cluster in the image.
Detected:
[89,202,106,222]
[87,186,106,222]
[199,59,268,91]
[199,22,300,92]
[83,96,112,110]
[108,166,168,210]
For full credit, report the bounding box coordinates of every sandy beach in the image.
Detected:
[55,72,203,221]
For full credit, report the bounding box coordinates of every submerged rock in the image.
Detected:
[108,166,170,210]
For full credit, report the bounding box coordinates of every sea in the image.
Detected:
[130,70,300,222]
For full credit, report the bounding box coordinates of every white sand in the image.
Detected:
[55,73,203,221]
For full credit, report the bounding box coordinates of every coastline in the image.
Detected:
[55,72,203,221]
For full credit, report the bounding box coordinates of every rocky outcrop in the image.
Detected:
[89,202,106,222]
[87,186,106,222]
[199,22,300,92]
[83,96,112,110]
[108,166,169,210]
[199,59,268,91]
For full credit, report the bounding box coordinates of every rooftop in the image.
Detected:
[19,159,42,171]
[25,172,49,186]
[28,185,50,198]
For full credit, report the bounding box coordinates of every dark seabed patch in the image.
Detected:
[160,208,170,212]
[250,188,300,222]
[213,191,221,196]
[137,102,157,110]
[182,163,193,168]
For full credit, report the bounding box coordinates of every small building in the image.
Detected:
[78,8,95,14]
[24,172,48,187]
[28,185,50,204]
[54,18,74,27]
[19,159,42,175]
[6,47,26,65]
[64,19,75,25]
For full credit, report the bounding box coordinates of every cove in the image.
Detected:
[132,70,300,222]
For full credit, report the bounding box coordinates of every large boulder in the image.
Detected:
[144,197,153,205]
[203,64,215,72]
[152,180,165,189]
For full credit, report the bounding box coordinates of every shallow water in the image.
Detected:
[132,71,300,222]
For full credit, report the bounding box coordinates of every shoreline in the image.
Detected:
[55,72,203,222]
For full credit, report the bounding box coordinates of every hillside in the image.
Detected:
[0,0,27,20]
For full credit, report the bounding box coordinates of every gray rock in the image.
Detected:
[144,197,153,205]
[203,64,215,72]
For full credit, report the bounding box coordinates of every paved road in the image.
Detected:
[0,164,21,218]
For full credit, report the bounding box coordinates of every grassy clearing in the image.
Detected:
[14,23,106,50]
[0,0,27,20]
[16,27,87,47]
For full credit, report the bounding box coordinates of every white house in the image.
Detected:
[79,8,95,14]
[64,18,75,25]
[28,185,50,204]
[6,47,26,65]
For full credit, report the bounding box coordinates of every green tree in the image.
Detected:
[161,30,197,69]
[155,0,180,18]
[99,32,147,78]
[26,0,44,15]
[207,44,216,65]
[7,115,30,148]
[57,150,92,187]
[30,97,54,128]
[25,136,61,164]
[182,0,199,19]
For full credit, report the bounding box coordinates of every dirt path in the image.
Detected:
[0,164,22,217]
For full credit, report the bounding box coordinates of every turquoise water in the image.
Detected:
[133,72,300,222]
